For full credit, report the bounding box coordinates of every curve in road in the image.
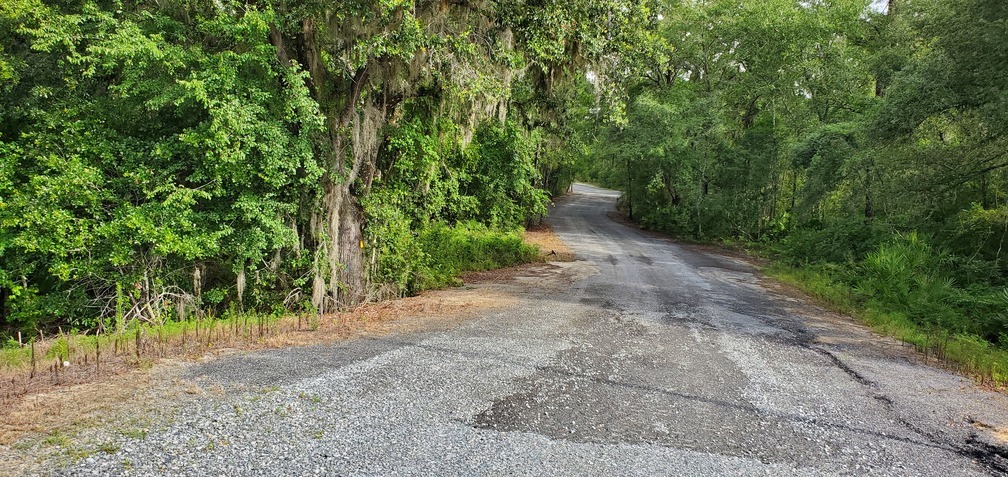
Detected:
[56,183,1008,477]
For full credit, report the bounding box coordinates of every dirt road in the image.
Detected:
[19,184,1008,475]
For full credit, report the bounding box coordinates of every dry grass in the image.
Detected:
[0,271,542,447]
[971,419,1008,444]
[524,223,576,261]
[0,359,221,476]
[1,368,158,445]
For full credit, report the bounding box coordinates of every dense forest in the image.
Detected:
[0,0,637,336]
[580,0,1008,361]
[2,0,1006,369]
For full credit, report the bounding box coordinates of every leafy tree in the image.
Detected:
[1,1,325,329]
[1,0,649,334]
[577,0,1008,353]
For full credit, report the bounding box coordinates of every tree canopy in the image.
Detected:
[2,0,1006,354]
[579,0,1008,346]
[1,0,652,332]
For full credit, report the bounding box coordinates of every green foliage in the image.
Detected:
[770,261,1008,386]
[856,233,961,330]
[948,204,1008,268]
[576,0,1008,366]
[414,222,536,291]
[0,2,328,333]
[464,122,549,228]
[778,220,886,265]
[6,0,1000,377]
[1,0,570,336]
[363,108,547,295]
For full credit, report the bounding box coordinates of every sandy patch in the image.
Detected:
[525,223,576,262]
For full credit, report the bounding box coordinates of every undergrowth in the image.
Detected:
[415,222,538,290]
[767,253,1008,388]
[1,222,540,379]
[0,309,287,373]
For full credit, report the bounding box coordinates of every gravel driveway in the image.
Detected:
[43,184,1008,476]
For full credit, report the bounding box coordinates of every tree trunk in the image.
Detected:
[311,169,368,314]
[981,172,990,209]
[789,170,798,215]
[311,98,385,314]
[0,286,8,324]
[742,96,759,129]
[337,194,365,308]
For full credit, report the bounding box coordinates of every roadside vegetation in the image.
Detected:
[2,0,1005,395]
[0,2,629,348]
[1,0,634,403]
[577,0,1008,385]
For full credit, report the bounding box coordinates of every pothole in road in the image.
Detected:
[962,434,1008,475]
[467,342,823,467]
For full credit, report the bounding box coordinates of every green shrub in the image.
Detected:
[856,232,968,332]
[414,221,537,291]
[778,220,886,266]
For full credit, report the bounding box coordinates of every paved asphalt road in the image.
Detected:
[59,183,1008,476]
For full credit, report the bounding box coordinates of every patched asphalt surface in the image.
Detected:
[51,184,1008,476]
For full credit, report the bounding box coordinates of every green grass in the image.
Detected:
[414,221,539,291]
[98,442,120,454]
[1,345,30,368]
[765,263,859,313]
[0,332,116,370]
[41,429,73,448]
[768,263,1008,387]
[0,219,540,375]
[120,427,148,440]
[0,310,289,373]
